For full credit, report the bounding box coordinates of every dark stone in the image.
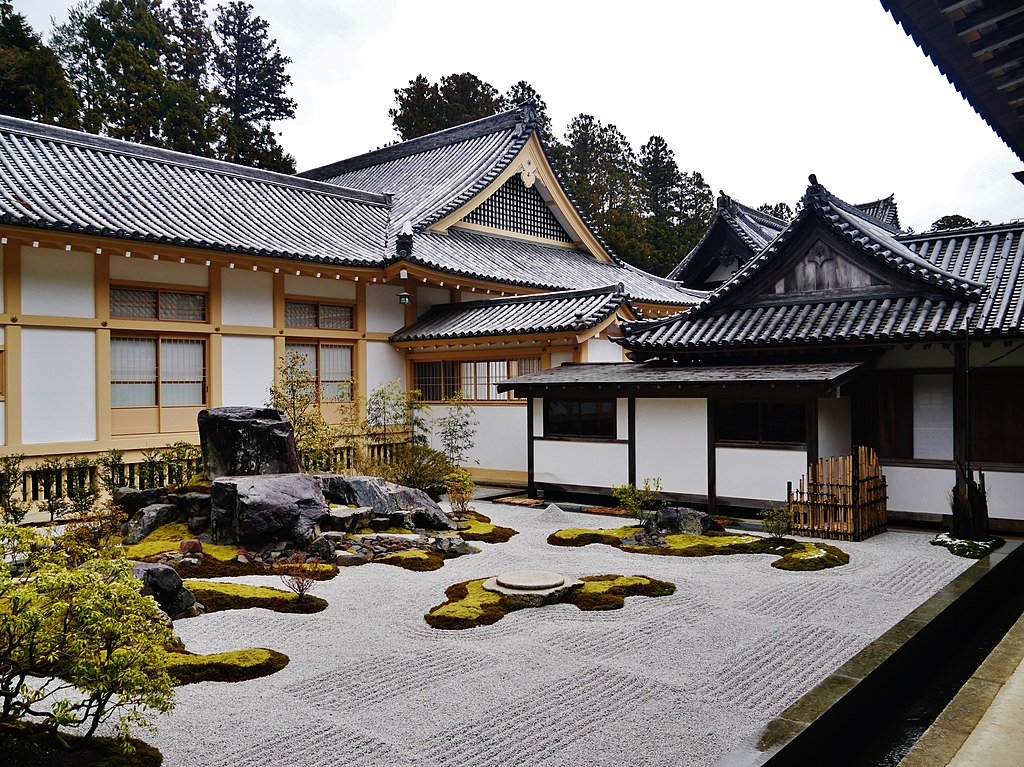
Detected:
[123,503,180,545]
[198,406,303,480]
[178,539,203,555]
[321,505,373,534]
[430,535,477,556]
[314,475,456,531]
[177,491,211,517]
[132,561,198,620]
[113,487,168,517]
[305,535,336,562]
[210,473,330,546]
[188,515,210,535]
[648,507,724,535]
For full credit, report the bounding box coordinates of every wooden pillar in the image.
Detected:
[4,243,21,448]
[95,329,111,443]
[953,343,969,469]
[806,399,819,467]
[627,397,636,487]
[355,281,368,421]
[527,396,536,497]
[706,398,717,515]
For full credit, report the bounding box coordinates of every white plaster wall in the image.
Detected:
[534,440,628,488]
[221,336,275,407]
[366,341,405,392]
[884,465,955,516]
[635,398,708,496]
[284,274,356,300]
[550,351,574,368]
[615,398,628,440]
[109,255,208,286]
[221,269,273,326]
[716,447,806,502]
[427,403,527,472]
[982,469,1024,522]
[22,328,96,444]
[586,337,624,363]
[417,286,450,315]
[366,284,405,333]
[818,397,851,459]
[22,247,94,318]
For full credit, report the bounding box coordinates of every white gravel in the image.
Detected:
[144,503,972,766]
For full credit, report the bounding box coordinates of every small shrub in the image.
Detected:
[279,558,321,601]
[97,448,126,494]
[0,453,28,523]
[376,443,453,497]
[434,392,479,466]
[612,477,665,525]
[37,456,71,522]
[138,447,166,488]
[65,456,99,517]
[759,504,794,540]
[165,441,201,486]
[445,468,475,521]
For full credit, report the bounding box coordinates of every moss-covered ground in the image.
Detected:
[452,510,518,543]
[165,647,289,686]
[930,532,1005,559]
[183,580,327,614]
[0,732,163,767]
[547,526,849,571]
[425,573,675,630]
[122,523,238,562]
[375,548,447,571]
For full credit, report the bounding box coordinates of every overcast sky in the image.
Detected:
[18,0,1024,233]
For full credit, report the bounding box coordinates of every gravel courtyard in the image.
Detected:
[150,502,973,767]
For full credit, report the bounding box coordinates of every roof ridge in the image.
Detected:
[0,114,389,206]
[298,103,537,180]
[898,220,1024,240]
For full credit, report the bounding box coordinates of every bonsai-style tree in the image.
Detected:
[759,504,794,540]
[612,477,665,528]
[279,558,320,602]
[444,469,475,522]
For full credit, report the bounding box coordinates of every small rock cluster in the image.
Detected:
[333,532,476,565]
[623,507,724,547]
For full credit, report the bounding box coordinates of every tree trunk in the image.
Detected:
[950,461,989,541]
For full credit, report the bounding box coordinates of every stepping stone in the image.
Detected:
[496,570,565,590]
[483,569,582,607]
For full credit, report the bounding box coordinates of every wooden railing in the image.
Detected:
[787,445,888,542]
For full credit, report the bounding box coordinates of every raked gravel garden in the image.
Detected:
[141,500,973,767]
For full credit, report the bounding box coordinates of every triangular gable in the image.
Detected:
[429,133,616,262]
[458,173,573,244]
[684,177,984,317]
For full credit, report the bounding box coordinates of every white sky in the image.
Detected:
[18,0,1024,233]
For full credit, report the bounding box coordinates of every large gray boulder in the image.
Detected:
[123,503,180,545]
[649,507,724,535]
[198,406,303,480]
[315,474,456,531]
[113,487,168,517]
[132,561,200,620]
[210,473,330,546]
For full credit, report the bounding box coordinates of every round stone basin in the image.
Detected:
[495,570,566,591]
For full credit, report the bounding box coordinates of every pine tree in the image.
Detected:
[389,74,443,140]
[0,2,80,126]
[163,0,217,155]
[85,0,170,144]
[390,72,504,140]
[212,0,296,172]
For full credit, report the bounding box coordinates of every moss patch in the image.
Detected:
[375,549,446,571]
[548,526,848,571]
[165,647,289,686]
[425,573,675,630]
[452,510,518,544]
[0,732,162,767]
[122,523,239,562]
[183,580,327,614]
[930,532,1006,559]
[184,558,339,580]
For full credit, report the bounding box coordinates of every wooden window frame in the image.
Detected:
[110,283,209,323]
[283,297,356,330]
[411,356,541,403]
[110,333,209,409]
[284,340,355,403]
[542,397,618,440]
[716,400,807,449]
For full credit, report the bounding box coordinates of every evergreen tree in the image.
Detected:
[84,0,170,144]
[757,201,794,221]
[50,0,107,132]
[638,136,681,220]
[930,213,986,231]
[212,0,296,171]
[390,72,503,140]
[163,0,217,155]
[0,2,80,126]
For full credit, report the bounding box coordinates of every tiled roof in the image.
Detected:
[299,107,532,235]
[667,196,787,281]
[0,115,390,265]
[391,285,632,343]
[854,194,901,232]
[622,178,997,354]
[498,360,865,392]
[409,228,705,306]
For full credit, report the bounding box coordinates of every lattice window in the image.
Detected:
[111,336,206,407]
[285,341,354,402]
[111,286,207,322]
[462,176,572,242]
[412,357,539,402]
[285,300,354,329]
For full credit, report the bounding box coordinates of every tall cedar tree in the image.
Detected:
[84,0,169,144]
[163,0,217,155]
[505,80,555,144]
[50,0,108,133]
[212,1,296,172]
[391,72,503,140]
[0,2,80,126]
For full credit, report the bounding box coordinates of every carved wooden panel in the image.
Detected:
[774,240,884,294]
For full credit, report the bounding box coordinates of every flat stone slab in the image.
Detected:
[496,570,566,590]
[483,570,582,607]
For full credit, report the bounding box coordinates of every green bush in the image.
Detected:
[759,504,794,540]
[0,453,28,523]
[612,477,665,525]
[376,443,453,498]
